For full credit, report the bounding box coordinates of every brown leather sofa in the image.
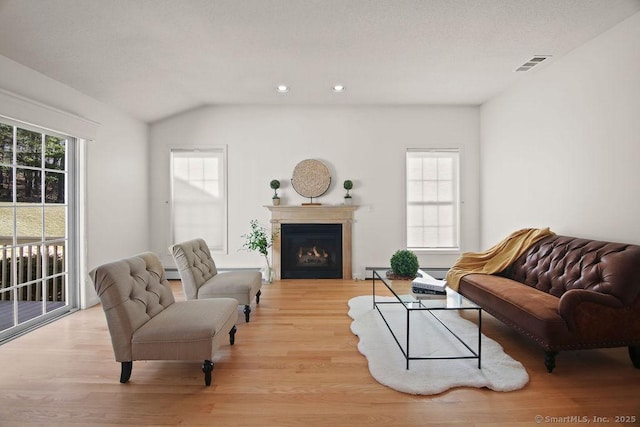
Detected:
[458,234,640,372]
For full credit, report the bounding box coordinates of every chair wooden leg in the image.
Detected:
[202,360,214,386]
[120,361,132,383]
[256,290,261,304]
[244,305,251,322]
[229,325,237,345]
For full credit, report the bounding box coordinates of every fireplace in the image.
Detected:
[281,224,342,279]
[266,205,357,280]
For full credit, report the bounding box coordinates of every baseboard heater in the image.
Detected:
[165,267,261,281]
[364,267,449,281]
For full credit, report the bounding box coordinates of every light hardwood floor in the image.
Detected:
[0,279,638,426]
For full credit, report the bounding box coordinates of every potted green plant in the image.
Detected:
[389,249,419,279]
[343,179,353,205]
[242,219,278,283]
[270,179,281,205]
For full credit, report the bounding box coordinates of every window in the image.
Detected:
[406,149,460,250]
[0,118,76,339]
[170,148,227,252]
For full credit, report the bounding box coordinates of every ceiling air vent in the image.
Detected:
[515,55,551,72]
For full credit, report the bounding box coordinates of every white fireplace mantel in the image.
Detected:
[266,205,357,280]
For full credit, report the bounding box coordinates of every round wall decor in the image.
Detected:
[291,159,331,202]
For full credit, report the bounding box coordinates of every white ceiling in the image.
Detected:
[1,0,639,123]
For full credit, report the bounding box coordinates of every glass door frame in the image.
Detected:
[0,116,78,342]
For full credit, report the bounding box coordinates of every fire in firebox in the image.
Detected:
[297,245,330,266]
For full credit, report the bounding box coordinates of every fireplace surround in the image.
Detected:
[266,205,357,280]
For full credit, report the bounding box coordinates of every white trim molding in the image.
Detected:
[0,88,100,140]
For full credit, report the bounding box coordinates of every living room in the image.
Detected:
[0,1,639,425]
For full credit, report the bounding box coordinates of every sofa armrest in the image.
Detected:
[558,289,624,333]
[559,289,624,311]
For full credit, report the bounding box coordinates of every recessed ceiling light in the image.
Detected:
[332,85,345,93]
[276,85,289,93]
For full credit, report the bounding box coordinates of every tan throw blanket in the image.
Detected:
[445,227,555,291]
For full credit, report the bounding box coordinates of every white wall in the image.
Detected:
[480,12,640,247]
[150,105,480,278]
[0,55,149,307]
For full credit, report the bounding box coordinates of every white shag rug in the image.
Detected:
[348,295,529,395]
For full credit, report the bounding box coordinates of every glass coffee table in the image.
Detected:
[371,269,482,369]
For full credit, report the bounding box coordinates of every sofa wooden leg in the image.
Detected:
[244,305,251,322]
[120,361,132,383]
[544,351,558,373]
[629,346,640,369]
[229,325,237,345]
[256,290,261,305]
[202,360,214,386]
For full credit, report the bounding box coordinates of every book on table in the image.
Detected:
[412,287,447,299]
[412,269,447,298]
[412,269,447,291]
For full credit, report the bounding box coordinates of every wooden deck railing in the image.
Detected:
[0,237,66,302]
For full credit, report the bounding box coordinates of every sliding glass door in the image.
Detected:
[0,118,77,340]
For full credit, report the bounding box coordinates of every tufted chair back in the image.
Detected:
[170,238,218,300]
[504,235,640,304]
[89,252,175,361]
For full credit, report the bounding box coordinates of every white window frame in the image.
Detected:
[0,89,98,314]
[405,148,460,251]
[0,116,78,341]
[170,147,228,253]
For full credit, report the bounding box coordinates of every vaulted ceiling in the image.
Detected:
[1,0,638,123]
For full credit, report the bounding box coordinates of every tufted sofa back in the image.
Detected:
[169,238,218,300]
[504,235,640,305]
[89,252,175,361]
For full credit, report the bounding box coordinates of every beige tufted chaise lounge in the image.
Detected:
[170,238,262,322]
[89,252,238,386]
